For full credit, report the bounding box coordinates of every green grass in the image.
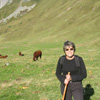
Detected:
[0,0,100,100]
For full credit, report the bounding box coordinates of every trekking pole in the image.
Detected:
[62,72,70,100]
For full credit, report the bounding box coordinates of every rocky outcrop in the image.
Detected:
[0,0,36,23]
[0,0,13,9]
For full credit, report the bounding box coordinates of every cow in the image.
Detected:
[0,55,8,59]
[0,54,2,56]
[19,52,24,56]
[33,50,42,61]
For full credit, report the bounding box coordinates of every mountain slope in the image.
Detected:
[0,0,100,45]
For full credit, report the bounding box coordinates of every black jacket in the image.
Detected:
[56,55,87,84]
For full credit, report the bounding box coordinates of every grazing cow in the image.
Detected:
[0,55,8,59]
[19,52,24,56]
[19,52,21,56]
[33,50,42,61]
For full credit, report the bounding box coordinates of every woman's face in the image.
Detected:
[65,46,74,57]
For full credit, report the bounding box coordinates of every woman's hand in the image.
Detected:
[64,79,69,85]
[64,74,71,85]
[66,74,71,81]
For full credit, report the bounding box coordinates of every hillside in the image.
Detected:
[0,0,100,100]
[0,0,99,44]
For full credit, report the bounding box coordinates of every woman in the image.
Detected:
[56,40,87,100]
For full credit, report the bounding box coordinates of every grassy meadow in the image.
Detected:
[0,0,100,100]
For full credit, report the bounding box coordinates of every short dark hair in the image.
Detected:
[63,40,76,52]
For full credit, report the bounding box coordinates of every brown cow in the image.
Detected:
[19,52,24,56]
[0,55,8,59]
[19,52,21,56]
[33,50,42,61]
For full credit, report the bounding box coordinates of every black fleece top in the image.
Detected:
[56,55,87,84]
